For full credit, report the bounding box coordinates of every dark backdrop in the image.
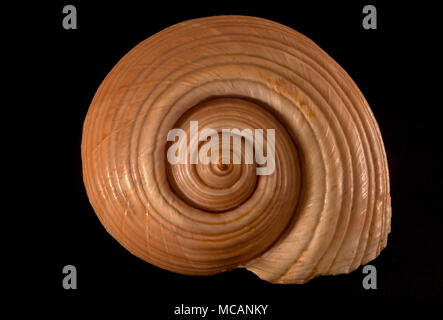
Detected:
[25,0,442,315]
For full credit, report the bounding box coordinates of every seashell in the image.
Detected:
[81,16,391,284]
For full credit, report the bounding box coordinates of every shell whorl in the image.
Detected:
[81,16,391,283]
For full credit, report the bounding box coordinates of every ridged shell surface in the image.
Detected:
[81,16,391,283]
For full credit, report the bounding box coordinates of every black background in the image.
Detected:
[24,0,442,315]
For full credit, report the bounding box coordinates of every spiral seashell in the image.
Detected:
[81,16,391,284]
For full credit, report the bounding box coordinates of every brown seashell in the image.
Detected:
[81,16,391,284]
